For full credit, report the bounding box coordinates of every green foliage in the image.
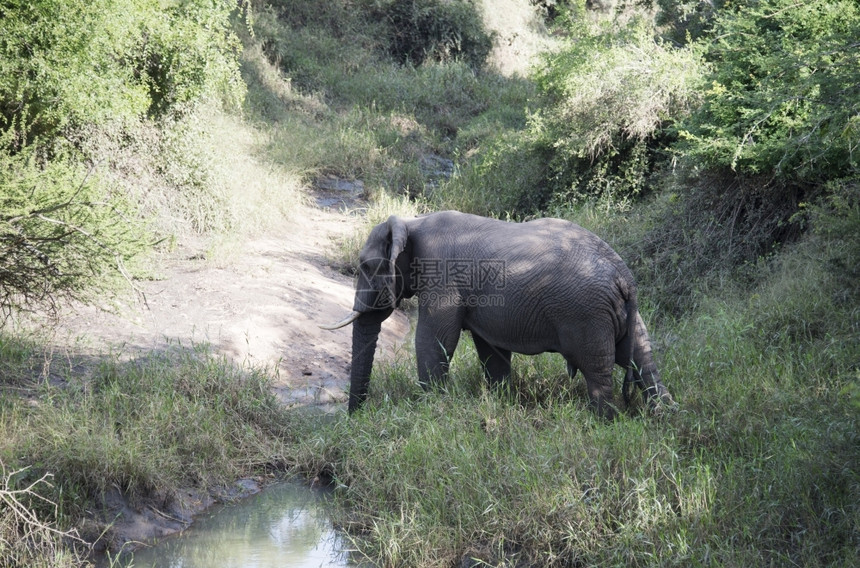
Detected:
[440,13,702,218]
[379,0,494,68]
[618,173,803,317]
[679,0,860,183]
[0,140,147,318]
[0,0,243,142]
[0,0,247,316]
[651,0,723,44]
[529,16,702,209]
[530,0,581,23]
[807,179,860,300]
[137,0,245,116]
[0,0,149,142]
[432,130,549,216]
[264,0,492,82]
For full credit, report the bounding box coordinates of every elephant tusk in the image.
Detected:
[318,311,362,330]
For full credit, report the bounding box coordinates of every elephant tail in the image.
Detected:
[622,297,637,407]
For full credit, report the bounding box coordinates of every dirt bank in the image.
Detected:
[46,194,409,410]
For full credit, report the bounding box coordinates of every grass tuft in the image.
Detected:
[0,340,296,541]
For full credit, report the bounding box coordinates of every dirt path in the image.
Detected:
[48,195,410,411]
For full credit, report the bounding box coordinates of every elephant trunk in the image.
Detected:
[347,312,386,413]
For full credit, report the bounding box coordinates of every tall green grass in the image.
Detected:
[0,338,298,553]
[290,229,858,567]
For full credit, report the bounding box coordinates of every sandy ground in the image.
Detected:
[41,193,410,411]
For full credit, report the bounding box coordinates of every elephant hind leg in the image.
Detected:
[471,332,512,388]
[583,369,617,420]
[576,350,617,420]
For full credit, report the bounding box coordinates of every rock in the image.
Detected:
[419,154,455,188]
[316,175,365,194]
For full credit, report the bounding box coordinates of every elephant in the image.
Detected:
[322,210,674,418]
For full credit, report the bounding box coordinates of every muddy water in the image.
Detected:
[121,481,351,568]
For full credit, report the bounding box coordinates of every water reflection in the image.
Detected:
[124,481,350,568]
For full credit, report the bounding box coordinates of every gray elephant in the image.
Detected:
[323,210,674,418]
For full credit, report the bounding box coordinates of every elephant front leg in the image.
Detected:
[471,332,512,389]
[415,314,461,390]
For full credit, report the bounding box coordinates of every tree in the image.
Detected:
[531,16,702,206]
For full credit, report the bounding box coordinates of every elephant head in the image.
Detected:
[321,216,413,412]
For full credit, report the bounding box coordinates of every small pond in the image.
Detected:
[119,481,351,568]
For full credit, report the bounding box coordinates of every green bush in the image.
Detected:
[679,0,860,184]
[135,0,245,116]
[380,0,494,68]
[0,0,243,142]
[808,179,860,300]
[0,0,245,316]
[441,14,702,218]
[622,172,803,317]
[651,0,723,44]
[432,130,549,216]
[530,16,702,208]
[0,140,147,318]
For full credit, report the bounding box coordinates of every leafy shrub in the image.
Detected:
[135,0,245,116]
[0,0,149,142]
[434,13,705,218]
[432,130,549,216]
[530,17,702,208]
[379,0,494,68]
[808,179,860,300]
[651,0,723,44]
[0,140,147,319]
[678,0,860,184]
[0,0,245,315]
[0,0,243,142]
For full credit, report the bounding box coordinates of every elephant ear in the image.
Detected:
[387,215,408,301]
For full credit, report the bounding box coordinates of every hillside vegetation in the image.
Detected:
[1,0,857,566]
